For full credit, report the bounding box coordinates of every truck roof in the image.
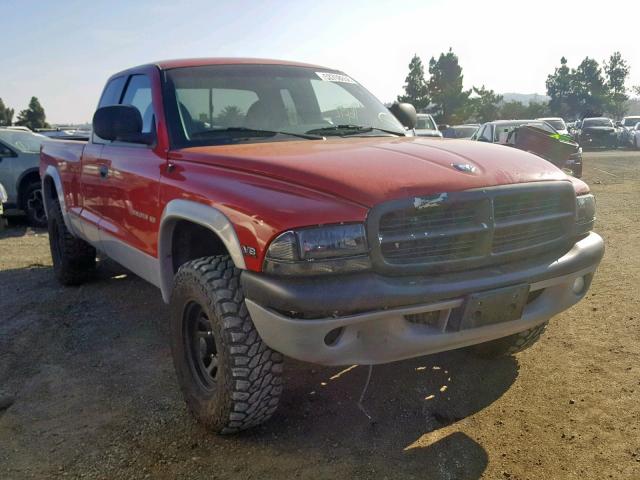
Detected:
[114,58,332,76]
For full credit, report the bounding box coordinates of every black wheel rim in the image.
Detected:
[27,188,46,225]
[183,301,218,392]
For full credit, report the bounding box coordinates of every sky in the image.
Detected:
[2,0,639,124]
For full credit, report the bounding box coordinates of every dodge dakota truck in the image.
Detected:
[40,58,604,434]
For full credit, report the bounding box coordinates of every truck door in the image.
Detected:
[80,76,126,244]
[96,73,164,259]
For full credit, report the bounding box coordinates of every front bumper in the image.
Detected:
[580,134,617,148]
[242,232,604,365]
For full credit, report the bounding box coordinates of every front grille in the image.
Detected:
[492,218,566,253]
[370,182,576,273]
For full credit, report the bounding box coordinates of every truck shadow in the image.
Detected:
[0,259,517,479]
[247,350,518,479]
[0,218,46,239]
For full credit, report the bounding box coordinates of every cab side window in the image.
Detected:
[98,76,126,108]
[94,76,126,143]
[121,75,154,133]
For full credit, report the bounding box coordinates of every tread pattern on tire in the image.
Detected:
[48,200,96,285]
[473,321,548,358]
[172,256,283,434]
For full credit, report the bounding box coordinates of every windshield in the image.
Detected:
[623,117,640,127]
[0,130,45,153]
[163,65,405,147]
[583,118,613,128]
[443,126,478,138]
[415,115,437,130]
[542,119,566,131]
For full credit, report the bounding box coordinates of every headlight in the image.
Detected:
[264,224,370,275]
[575,194,596,237]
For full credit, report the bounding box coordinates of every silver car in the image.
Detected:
[0,128,47,226]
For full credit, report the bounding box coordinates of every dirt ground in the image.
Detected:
[1,151,639,480]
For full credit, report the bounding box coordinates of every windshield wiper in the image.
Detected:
[305,124,405,137]
[191,127,324,141]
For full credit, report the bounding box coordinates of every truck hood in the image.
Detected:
[172,137,573,207]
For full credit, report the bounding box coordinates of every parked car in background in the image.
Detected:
[41,58,602,434]
[3,126,32,132]
[0,182,7,230]
[618,116,640,148]
[38,128,92,141]
[414,113,442,137]
[442,124,479,139]
[575,117,618,149]
[0,128,47,226]
[472,120,582,177]
[537,117,569,136]
[627,122,640,149]
[472,120,552,143]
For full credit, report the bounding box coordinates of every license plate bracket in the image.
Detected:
[459,284,530,330]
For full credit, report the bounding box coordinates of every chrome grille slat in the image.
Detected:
[372,183,575,272]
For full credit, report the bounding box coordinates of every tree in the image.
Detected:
[470,85,503,122]
[15,97,49,129]
[0,98,14,126]
[633,85,640,97]
[525,101,550,118]
[499,101,529,119]
[604,51,630,118]
[216,105,244,126]
[427,48,471,123]
[546,57,578,118]
[572,57,609,118]
[397,54,430,110]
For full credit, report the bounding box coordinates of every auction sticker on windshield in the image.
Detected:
[316,72,357,84]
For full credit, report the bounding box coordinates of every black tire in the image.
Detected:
[470,322,548,358]
[24,182,47,228]
[170,256,283,434]
[47,200,96,285]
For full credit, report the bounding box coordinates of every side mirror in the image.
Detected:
[615,121,622,127]
[438,124,450,132]
[93,105,154,145]
[388,102,417,130]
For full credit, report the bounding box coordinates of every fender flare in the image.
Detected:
[42,166,74,233]
[158,199,247,302]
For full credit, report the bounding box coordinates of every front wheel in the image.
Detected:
[170,256,283,434]
[470,322,548,358]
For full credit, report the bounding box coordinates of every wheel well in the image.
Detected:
[171,220,229,273]
[18,171,41,209]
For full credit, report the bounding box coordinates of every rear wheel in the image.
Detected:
[47,200,96,285]
[24,182,47,228]
[470,322,548,358]
[170,256,283,434]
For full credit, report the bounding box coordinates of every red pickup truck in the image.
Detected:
[40,58,604,434]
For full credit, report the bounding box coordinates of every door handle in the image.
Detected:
[99,164,109,178]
